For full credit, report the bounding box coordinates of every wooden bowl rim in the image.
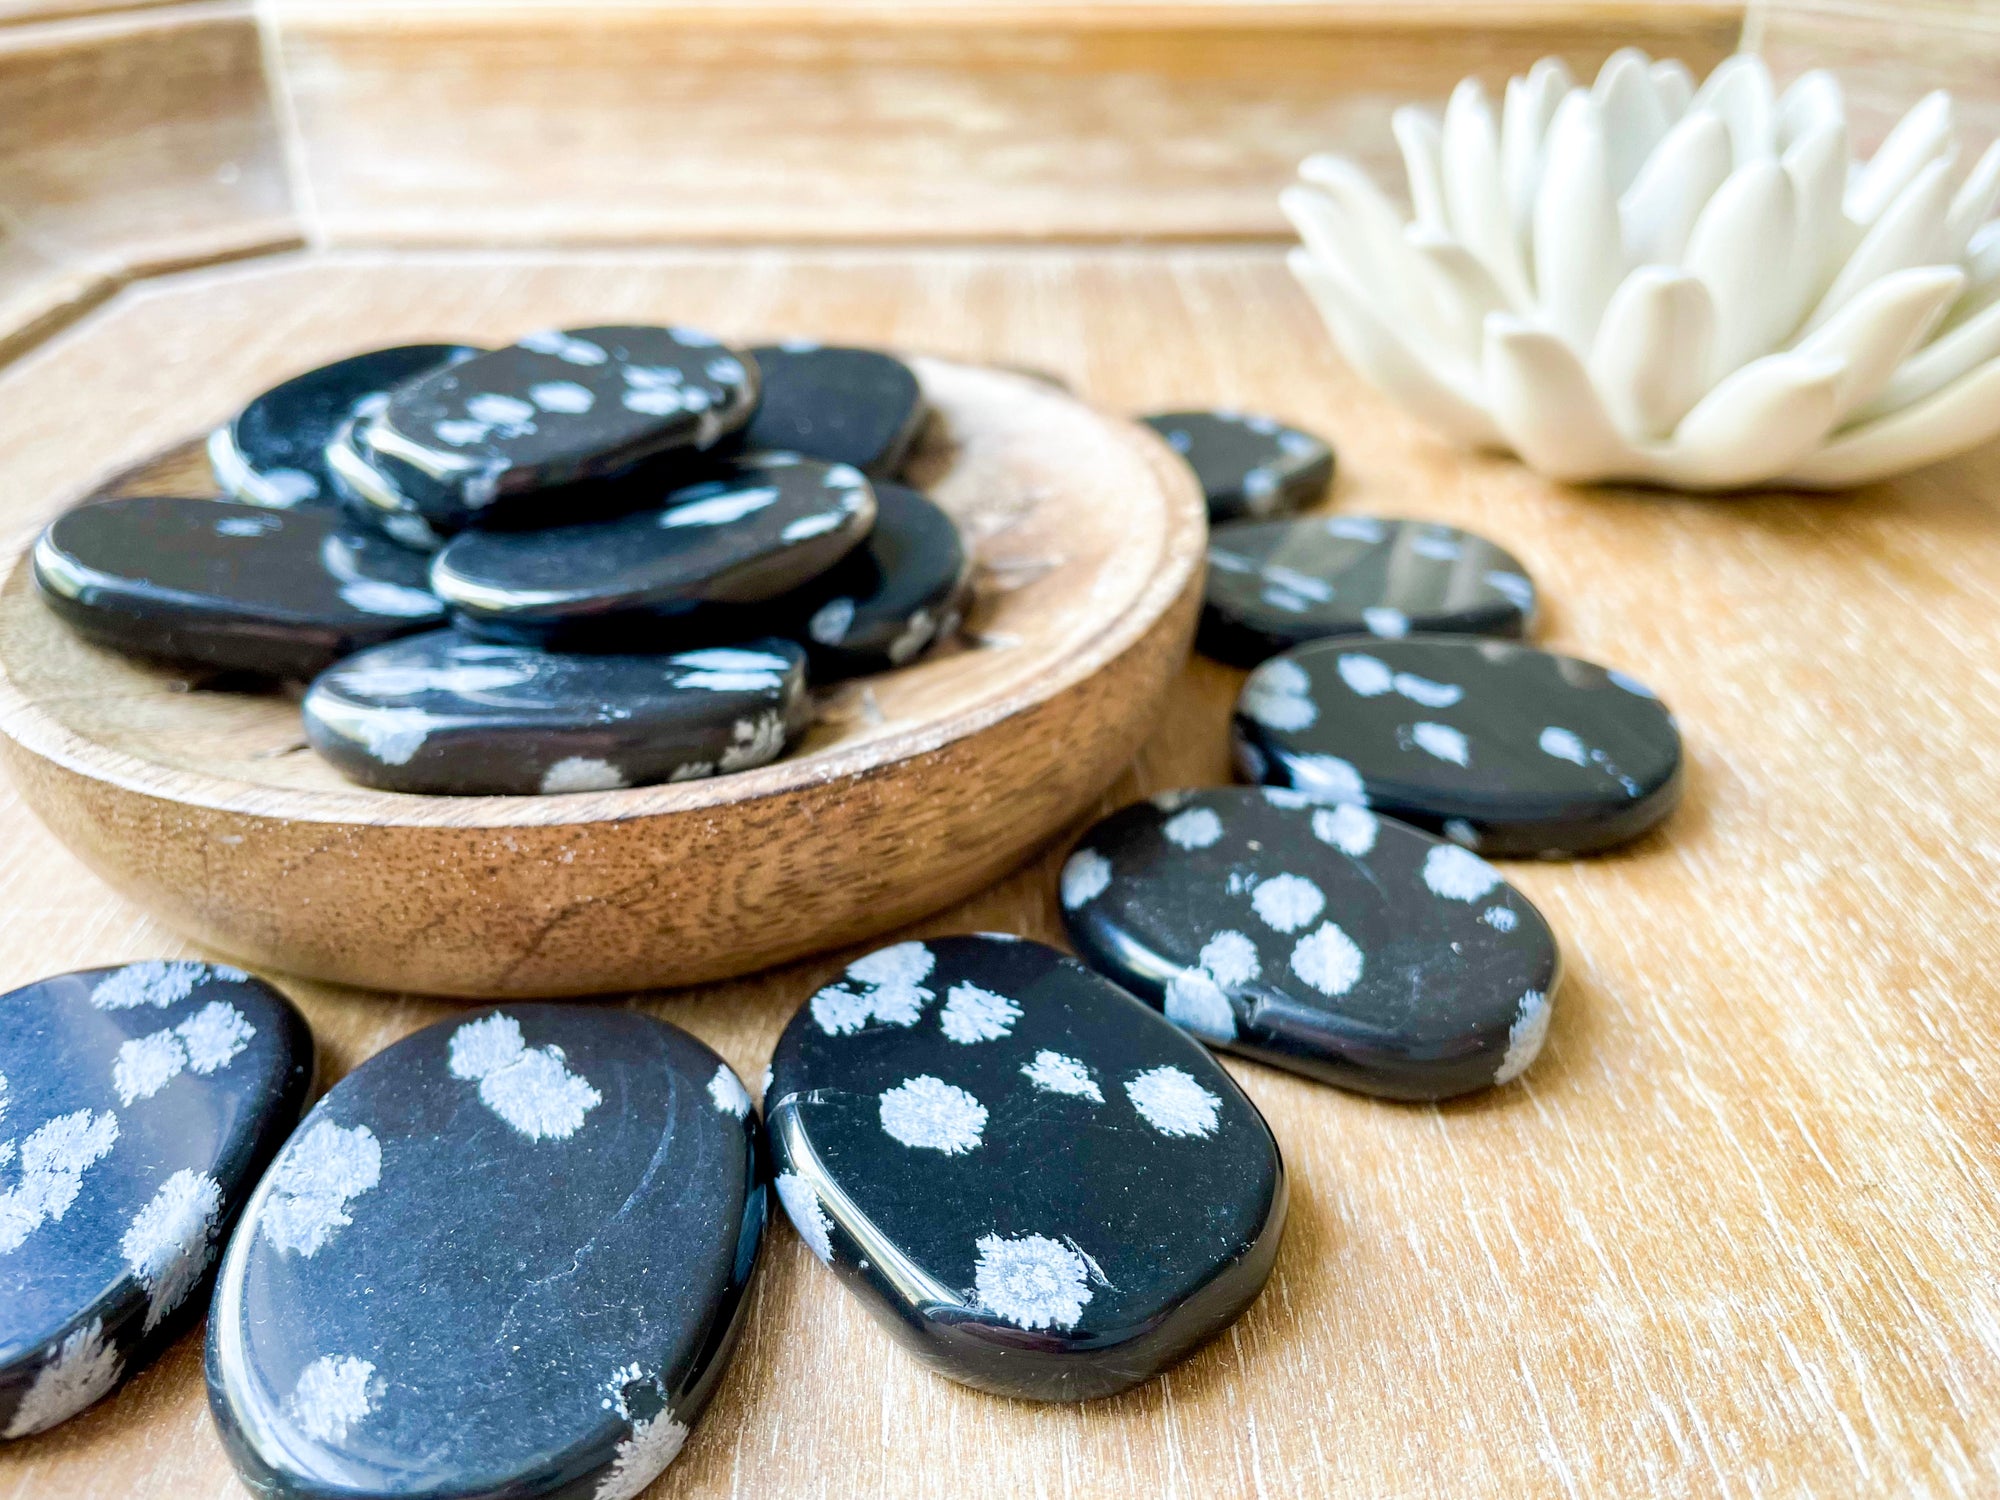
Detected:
[0,354,1205,830]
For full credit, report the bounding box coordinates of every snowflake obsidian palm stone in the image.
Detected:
[33,496,445,679]
[1060,788,1560,1099]
[368,325,759,517]
[431,454,876,646]
[0,962,311,1440]
[1233,637,1682,856]
[209,344,480,511]
[1140,410,1334,522]
[776,481,968,680]
[767,935,1286,1402]
[1201,515,1537,665]
[303,632,809,795]
[207,1006,762,1500]
[741,343,928,478]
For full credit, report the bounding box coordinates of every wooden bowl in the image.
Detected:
[0,356,1203,997]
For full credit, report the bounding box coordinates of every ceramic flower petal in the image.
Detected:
[1287,49,2000,491]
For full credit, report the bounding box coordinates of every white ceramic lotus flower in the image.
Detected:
[1285,50,2000,489]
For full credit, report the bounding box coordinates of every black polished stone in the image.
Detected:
[207,1005,762,1500]
[368,326,759,518]
[34,496,446,680]
[1059,787,1561,1099]
[768,934,1285,1402]
[303,631,810,795]
[432,454,876,646]
[325,406,457,551]
[774,481,968,681]
[1201,515,1536,666]
[210,345,480,511]
[1140,410,1334,522]
[739,343,927,478]
[0,962,311,1440]
[1232,637,1682,857]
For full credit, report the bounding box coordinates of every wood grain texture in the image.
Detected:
[0,344,1204,995]
[1751,0,2000,150]
[2,243,1998,1497]
[262,2,1739,245]
[0,3,300,358]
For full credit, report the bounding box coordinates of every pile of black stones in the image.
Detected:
[0,403,1690,1498]
[32,330,969,795]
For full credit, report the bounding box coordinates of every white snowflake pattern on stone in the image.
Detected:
[595,1410,690,1500]
[2,1318,121,1437]
[1539,726,1589,766]
[1251,873,1324,934]
[0,1109,119,1255]
[1164,972,1236,1042]
[1020,1051,1102,1102]
[774,1171,832,1262]
[112,1001,255,1106]
[1290,922,1364,997]
[1288,753,1367,804]
[1422,844,1502,902]
[90,960,242,1011]
[1124,1066,1221,1138]
[1312,803,1377,856]
[1161,807,1224,851]
[540,756,627,794]
[289,1355,377,1444]
[809,942,935,1035]
[1480,906,1518,931]
[1410,721,1470,766]
[1240,658,1317,731]
[938,984,1020,1044]
[878,1076,986,1155]
[1494,990,1551,1085]
[706,1064,751,1119]
[261,1120,381,1257]
[120,1169,222,1332]
[448,1014,602,1142]
[1059,849,1112,910]
[973,1232,1093,1331]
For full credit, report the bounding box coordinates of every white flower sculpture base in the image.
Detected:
[1286,50,2000,490]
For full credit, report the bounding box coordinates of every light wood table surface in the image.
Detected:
[1,243,1996,1498]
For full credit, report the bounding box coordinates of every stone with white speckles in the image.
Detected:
[1139,410,1333,522]
[432,454,876,648]
[303,631,809,795]
[368,326,759,523]
[1233,637,1682,857]
[1201,515,1536,666]
[0,963,310,1439]
[208,1006,763,1500]
[211,344,481,512]
[34,496,445,680]
[767,934,1284,1401]
[1062,788,1562,1099]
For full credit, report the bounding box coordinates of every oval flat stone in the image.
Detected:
[740,343,927,478]
[432,454,876,645]
[368,326,759,516]
[1060,788,1561,1099]
[325,407,458,550]
[1201,515,1536,666]
[0,961,311,1439]
[768,934,1285,1402]
[34,497,446,679]
[210,344,480,511]
[780,481,968,680]
[1232,637,1683,857]
[1140,410,1333,522]
[208,1006,762,1500]
[303,632,809,795]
